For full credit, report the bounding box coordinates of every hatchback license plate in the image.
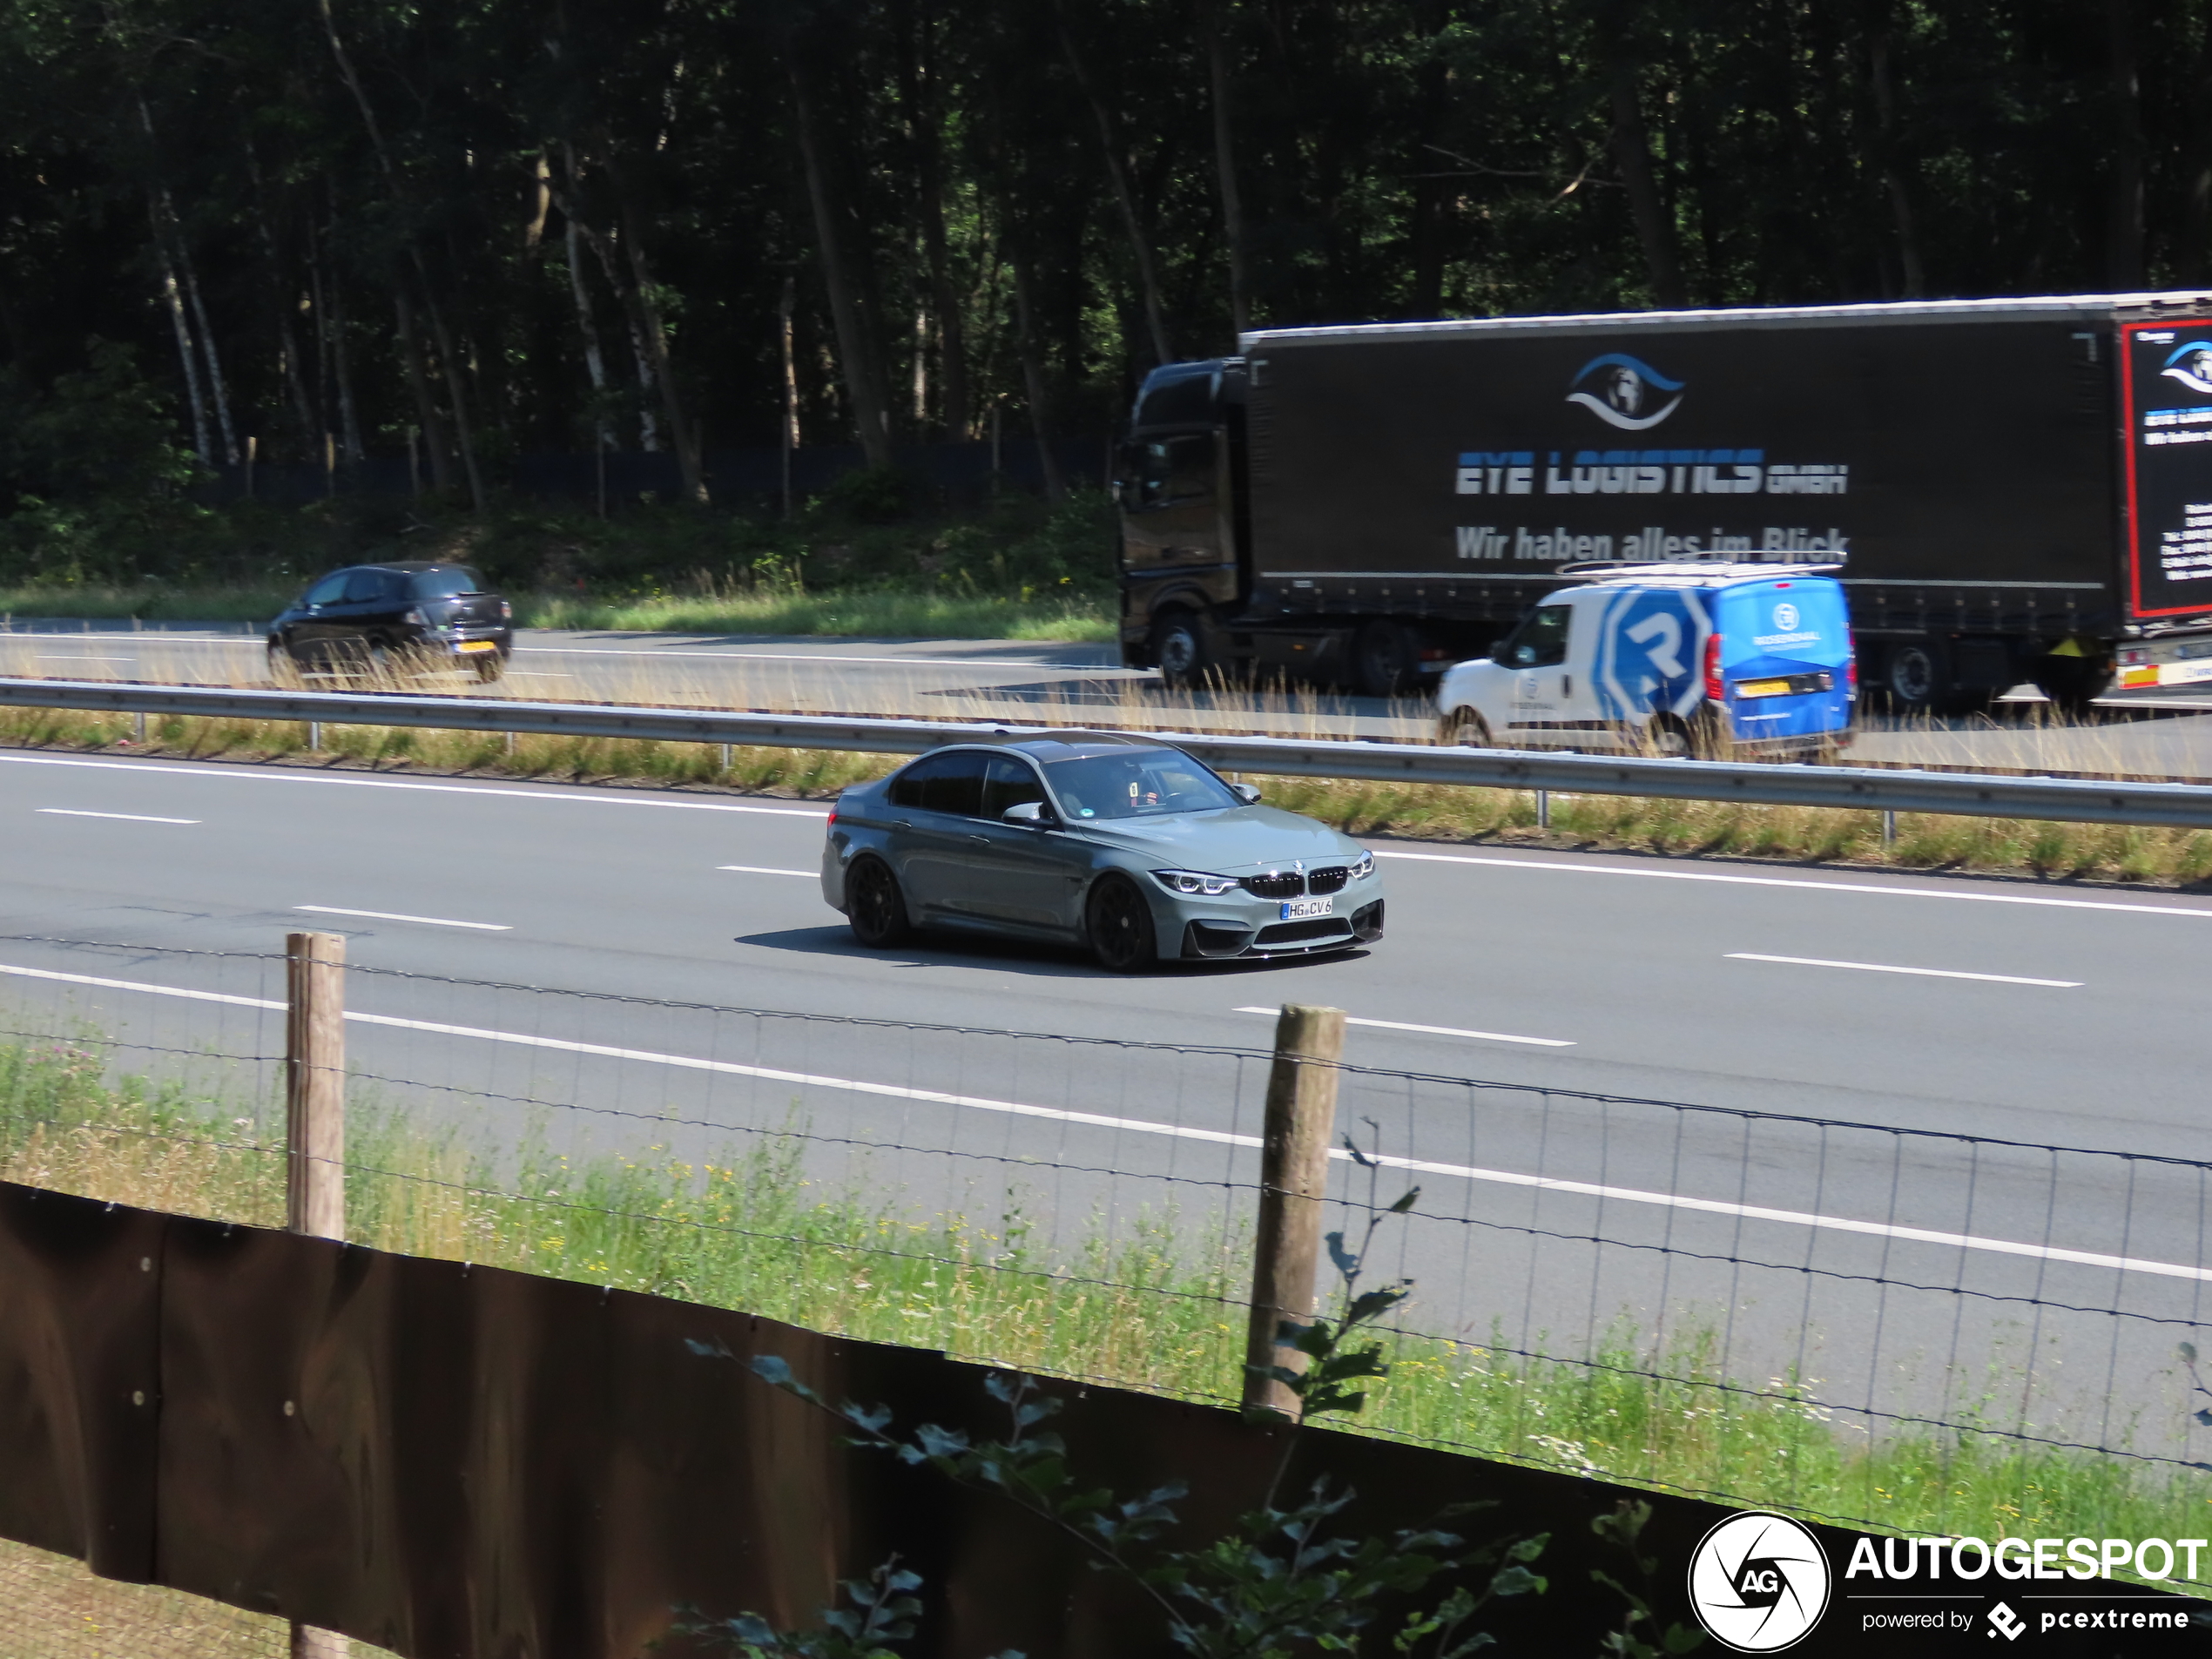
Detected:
[1280,898,1332,921]
[1735,678,1791,698]
[455,640,496,653]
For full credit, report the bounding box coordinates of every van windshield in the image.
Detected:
[1500,604,1572,668]
[1042,749,1240,819]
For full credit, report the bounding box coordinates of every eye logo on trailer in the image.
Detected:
[1566,354,1686,430]
[2160,343,2212,398]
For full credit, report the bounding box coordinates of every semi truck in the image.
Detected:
[1113,292,2212,711]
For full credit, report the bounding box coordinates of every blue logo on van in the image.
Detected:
[2161,343,2212,398]
[1567,354,1686,431]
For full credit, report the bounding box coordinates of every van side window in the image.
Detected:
[1505,604,1572,669]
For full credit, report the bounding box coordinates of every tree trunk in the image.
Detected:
[895,0,970,437]
[1011,249,1067,502]
[1054,3,1174,363]
[244,147,321,448]
[327,257,364,463]
[1867,24,1925,298]
[167,206,239,463]
[393,289,453,493]
[617,198,707,502]
[787,46,895,467]
[1599,10,1687,308]
[1199,0,1251,337]
[150,199,212,467]
[2107,0,2146,289]
[1405,0,1450,319]
[316,0,483,508]
[564,212,613,453]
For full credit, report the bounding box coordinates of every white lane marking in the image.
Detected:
[1725,952,2080,988]
[293,905,512,931]
[33,654,133,662]
[3,958,2199,1286]
[1232,1006,1573,1048]
[36,808,199,825]
[0,753,828,816]
[1375,849,2212,920]
[517,645,1124,671]
[718,865,815,878]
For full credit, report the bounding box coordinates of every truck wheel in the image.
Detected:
[1439,707,1494,747]
[1151,611,1212,690]
[1879,642,1944,714]
[1354,621,1419,698]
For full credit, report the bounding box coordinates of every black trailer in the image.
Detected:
[1113,293,2212,709]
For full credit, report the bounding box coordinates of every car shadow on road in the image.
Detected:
[734,925,1373,980]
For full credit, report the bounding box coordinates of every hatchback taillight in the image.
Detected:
[1703,632,1725,701]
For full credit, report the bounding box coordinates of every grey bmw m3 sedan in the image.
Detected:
[819,733,1385,971]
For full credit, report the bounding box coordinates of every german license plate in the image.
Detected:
[1280,898,1332,921]
[455,640,496,653]
[1735,678,1791,698]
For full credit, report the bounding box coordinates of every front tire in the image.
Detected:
[845,857,912,948]
[1085,874,1157,973]
[266,644,301,688]
[1152,610,1213,690]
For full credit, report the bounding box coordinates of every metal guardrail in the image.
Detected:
[5,674,2212,828]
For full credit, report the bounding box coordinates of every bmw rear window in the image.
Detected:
[1043,749,1238,819]
[411,568,485,598]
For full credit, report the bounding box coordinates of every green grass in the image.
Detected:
[3,1035,2208,1591]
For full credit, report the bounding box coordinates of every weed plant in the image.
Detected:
[3,1035,2208,1589]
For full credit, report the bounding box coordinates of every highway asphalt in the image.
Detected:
[2,745,2208,1461]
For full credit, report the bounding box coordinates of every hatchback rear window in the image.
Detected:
[412,568,484,598]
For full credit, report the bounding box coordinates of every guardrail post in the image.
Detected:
[286,931,347,1657]
[1243,1002,1345,1421]
[1882,809,1898,844]
[1535,788,1551,829]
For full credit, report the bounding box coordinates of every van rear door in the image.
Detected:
[1715,578,1853,741]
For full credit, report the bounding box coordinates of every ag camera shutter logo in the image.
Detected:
[1686,1511,1831,1652]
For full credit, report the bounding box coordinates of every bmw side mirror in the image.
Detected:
[1231,782,1261,805]
[1001,800,1050,826]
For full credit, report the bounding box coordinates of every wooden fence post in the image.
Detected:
[1242,1002,1345,1420]
[286,931,347,1240]
[286,932,347,1657]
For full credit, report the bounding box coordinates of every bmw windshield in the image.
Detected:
[1042,749,1240,820]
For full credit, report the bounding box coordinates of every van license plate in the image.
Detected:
[1281,898,1332,921]
[455,640,496,653]
[1735,678,1791,698]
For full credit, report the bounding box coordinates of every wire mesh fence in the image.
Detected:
[1,927,2209,1630]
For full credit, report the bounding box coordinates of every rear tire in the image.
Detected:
[472,652,507,684]
[845,857,912,948]
[1353,620,1419,698]
[1151,610,1213,691]
[1438,706,1494,747]
[1086,874,1157,972]
[1646,714,1691,758]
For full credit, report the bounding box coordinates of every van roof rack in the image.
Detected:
[1554,559,1844,583]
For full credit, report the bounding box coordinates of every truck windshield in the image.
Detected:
[1043,749,1240,819]
[1500,604,1572,668]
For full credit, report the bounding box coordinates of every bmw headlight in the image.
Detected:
[1152,869,1239,897]
[1349,851,1374,880]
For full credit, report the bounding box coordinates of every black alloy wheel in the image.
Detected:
[1085,874,1157,972]
[845,857,912,948]
[1151,610,1212,690]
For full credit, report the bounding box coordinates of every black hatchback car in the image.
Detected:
[267,562,513,682]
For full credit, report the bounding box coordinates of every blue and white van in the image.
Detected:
[1433,563,1856,758]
